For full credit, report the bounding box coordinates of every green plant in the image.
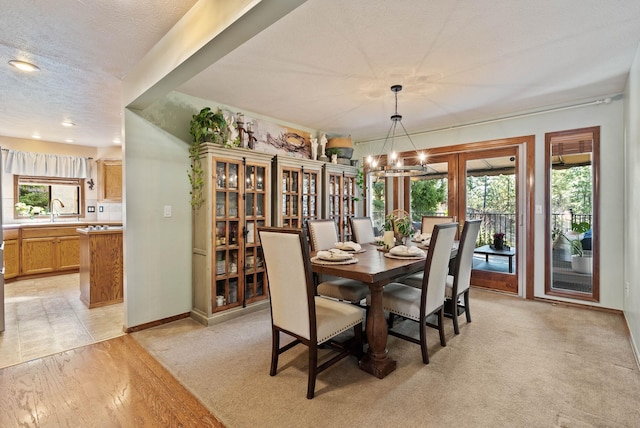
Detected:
[188,107,229,208]
[557,222,591,257]
[325,147,340,157]
[384,214,395,231]
[353,165,366,202]
[395,216,413,238]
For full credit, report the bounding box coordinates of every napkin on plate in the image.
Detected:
[317,248,353,260]
[334,241,362,252]
[389,245,425,257]
[413,232,432,241]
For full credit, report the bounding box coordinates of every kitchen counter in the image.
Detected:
[78,227,123,308]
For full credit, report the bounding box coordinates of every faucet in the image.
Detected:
[50,198,64,222]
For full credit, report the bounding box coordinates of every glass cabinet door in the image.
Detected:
[214,160,241,311]
[245,163,268,304]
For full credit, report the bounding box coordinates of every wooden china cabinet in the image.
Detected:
[272,156,323,229]
[323,163,358,241]
[192,144,272,326]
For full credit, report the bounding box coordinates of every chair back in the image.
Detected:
[306,219,339,251]
[258,227,315,341]
[452,219,482,295]
[350,217,376,244]
[421,216,456,234]
[420,222,458,316]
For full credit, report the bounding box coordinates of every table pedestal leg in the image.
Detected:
[359,282,396,378]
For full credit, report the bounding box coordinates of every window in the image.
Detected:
[14,175,84,219]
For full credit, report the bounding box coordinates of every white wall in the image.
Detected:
[354,100,625,310]
[122,109,192,328]
[624,43,640,362]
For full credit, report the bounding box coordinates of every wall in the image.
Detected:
[122,109,192,328]
[0,137,122,224]
[624,43,640,363]
[354,100,625,310]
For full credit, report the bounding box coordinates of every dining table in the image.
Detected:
[310,242,437,379]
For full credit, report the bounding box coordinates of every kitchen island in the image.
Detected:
[77,226,123,308]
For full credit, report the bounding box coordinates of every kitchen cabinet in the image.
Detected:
[97,159,122,202]
[272,155,323,228]
[192,144,272,325]
[323,163,358,241]
[20,226,80,275]
[2,229,19,279]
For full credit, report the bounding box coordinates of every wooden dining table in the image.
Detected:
[310,243,430,378]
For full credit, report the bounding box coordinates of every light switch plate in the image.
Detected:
[164,205,172,218]
[99,206,104,212]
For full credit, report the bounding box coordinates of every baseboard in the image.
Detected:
[124,312,191,333]
[190,300,270,326]
[625,314,640,371]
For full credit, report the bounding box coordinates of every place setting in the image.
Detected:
[333,241,366,253]
[311,248,359,265]
[383,245,426,260]
[411,232,432,250]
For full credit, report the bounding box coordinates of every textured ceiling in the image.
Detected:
[1,0,640,147]
[0,0,198,146]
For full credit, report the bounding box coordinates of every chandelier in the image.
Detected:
[367,85,427,177]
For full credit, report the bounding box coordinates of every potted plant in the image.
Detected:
[557,221,591,274]
[383,213,396,248]
[394,216,413,245]
[188,107,229,207]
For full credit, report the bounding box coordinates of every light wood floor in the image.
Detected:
[0,335,223,427]
[1,273,125,368]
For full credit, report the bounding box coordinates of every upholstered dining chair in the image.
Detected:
[402,219,481,334]
[349,217,376,244]
[306,219,371,305]
[258,227,364,399]
[421,215,456,234]
[371,222,458,364]
[444,219,481,334]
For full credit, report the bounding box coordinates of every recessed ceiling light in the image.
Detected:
[9,60,40,72]
[61,121,76,127]
[65,139,74,143]
[32,134,41,139]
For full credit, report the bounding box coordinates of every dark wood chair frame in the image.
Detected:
[259,227,363,399]
[387,223,459,364]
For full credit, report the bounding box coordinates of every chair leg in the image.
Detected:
[463,290,472,323]
[270,327,279,376]
[438,307,447,347]
[452,304,460,335]
[353,323,363,359]
[419,316,429,364]
[388,312,396,329]
[307,344,318,399]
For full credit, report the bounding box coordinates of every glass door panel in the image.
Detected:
[545,127,599,302]
[461,148,519,293]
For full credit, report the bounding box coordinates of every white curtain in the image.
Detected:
[4,150,91,178]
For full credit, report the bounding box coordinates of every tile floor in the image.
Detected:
[0,273,125,368]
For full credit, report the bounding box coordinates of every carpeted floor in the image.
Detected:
[132,288,640,427]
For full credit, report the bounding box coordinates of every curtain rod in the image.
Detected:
[355,94,622,146]
[1,148,93,160]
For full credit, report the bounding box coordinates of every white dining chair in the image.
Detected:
[349,217,376,244]
[306,219,371,305]
[421,215,456,234]
[258,227,364,399]
[370,222,458,364]
[402,219,480,334]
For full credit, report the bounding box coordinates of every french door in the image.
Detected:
[402,144,525,294]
